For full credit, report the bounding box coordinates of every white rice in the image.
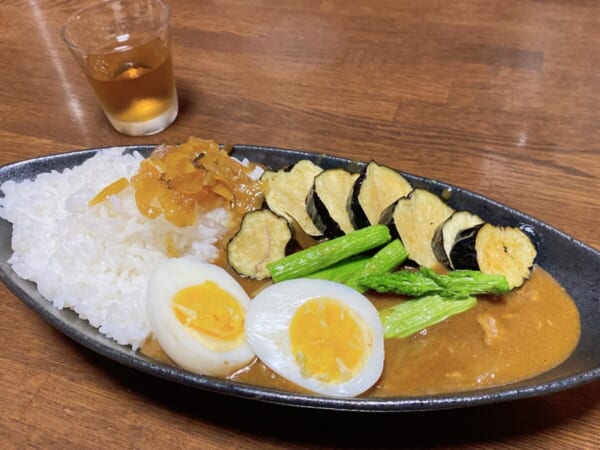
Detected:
[0,148,234,349]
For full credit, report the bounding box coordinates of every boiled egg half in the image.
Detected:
[245,279,384,397]
[146,258,255,376]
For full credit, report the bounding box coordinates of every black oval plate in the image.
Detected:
[0,145,599,412]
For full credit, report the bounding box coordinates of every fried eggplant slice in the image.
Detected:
[307,168,359,238]
[288,216,321,250]
[380,188,454,268]
[449,223,537,289]
[260,160,324,237]
[349,161,413,229]
[432,211,484,268]
[227,209,292,280]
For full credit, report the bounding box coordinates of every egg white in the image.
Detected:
[146,258,255,376]
[245,279,385,397]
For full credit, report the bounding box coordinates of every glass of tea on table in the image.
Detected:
[61,0,177,136]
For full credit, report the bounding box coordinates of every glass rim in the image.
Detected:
[61,0,171,55]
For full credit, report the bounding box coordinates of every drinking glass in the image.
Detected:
[61,0,178,136]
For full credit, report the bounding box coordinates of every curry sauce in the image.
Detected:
[370,266,579,395]
[142,265,580,396]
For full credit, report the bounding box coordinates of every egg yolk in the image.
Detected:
[171,281,245,341]
[289,297,372,384]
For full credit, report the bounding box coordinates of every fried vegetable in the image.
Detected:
[227,209,292,280]
[305,256,370,283]
[360,268,510,297]
[380,188,454,268]
[307,168,359,238]
[288,216,322,250]
[361,269,442,297]
[304,240,409,292]
[380,295,477,339]
[432,211,484,268]
[348,161,413,229]
[267,224,391,282]
[345,239,409,292]
[439,270,510,296]
[261,160,324,237]
[449,223,537,289]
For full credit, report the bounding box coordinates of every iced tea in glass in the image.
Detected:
[62,0,177,136]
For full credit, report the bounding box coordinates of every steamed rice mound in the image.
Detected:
[0,149,232,349]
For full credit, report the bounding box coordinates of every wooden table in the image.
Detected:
[1,0,599,448]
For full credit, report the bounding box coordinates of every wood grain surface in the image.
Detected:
[1,0,599,448]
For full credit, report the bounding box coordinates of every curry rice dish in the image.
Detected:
[0,138,580,398]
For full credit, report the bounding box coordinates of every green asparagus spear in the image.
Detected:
[305,256,369,283]
[345,240,409,292]
[267,225,391,282]
[379,294,477,338]
[359,269,441,296]
[443,270,510,295]
[360,268,510,297]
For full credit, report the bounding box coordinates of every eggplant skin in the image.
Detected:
[306,185,332,236]
[450,223,538,289]
[261,160,324,237]
[348,171,370,229]
[381,188,454,268]
[348,161,413,229]
[432,211,484,268]
[448,224,485,270]
[378,200,400,239]
[227,209,292,280]
[307,169,358,239]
